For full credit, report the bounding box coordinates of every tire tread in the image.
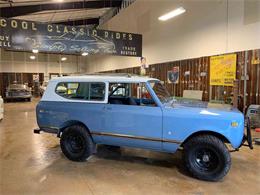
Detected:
[184,135,231,181]
[60,125,95,162]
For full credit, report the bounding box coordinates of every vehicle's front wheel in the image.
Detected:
[183,135,231,181]
[60,125,95,162]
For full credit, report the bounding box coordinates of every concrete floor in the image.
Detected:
[0,99,259,195]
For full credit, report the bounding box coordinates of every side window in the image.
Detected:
[55,82,105,101]
[138,83,155,106]
[109,83,129,97]
[108,82,156,107]
[89,83,105,100]
[56,83,80,98]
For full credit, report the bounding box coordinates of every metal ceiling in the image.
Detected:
[0,0,131,26]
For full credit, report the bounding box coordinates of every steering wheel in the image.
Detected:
[109,86,125,98]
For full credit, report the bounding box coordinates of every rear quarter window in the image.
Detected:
[55,82,105,101]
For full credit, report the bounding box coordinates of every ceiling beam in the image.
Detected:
[0,0,122,18]
[54,18,100,26]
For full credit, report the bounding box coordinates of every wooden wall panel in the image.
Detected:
[257,49,260,105]
[100,49,260,111]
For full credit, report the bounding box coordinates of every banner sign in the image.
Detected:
[0,17,142,57]
[210,54,237,86]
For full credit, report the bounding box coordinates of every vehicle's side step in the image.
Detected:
[33,127,59,134]
[34,128,41,134]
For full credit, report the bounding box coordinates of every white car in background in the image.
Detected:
[5,84,32,102]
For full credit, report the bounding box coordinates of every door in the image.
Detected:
[96,82,163,150]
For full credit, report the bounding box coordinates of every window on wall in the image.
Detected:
[55,82,105,101]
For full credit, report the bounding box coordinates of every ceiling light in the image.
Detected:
[32,49,39,54]
[61,57,67,61]
[82,52,89,56]
[158,7,186,21]
[30,55,36,60]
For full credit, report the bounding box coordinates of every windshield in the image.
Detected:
[149,81,172,103]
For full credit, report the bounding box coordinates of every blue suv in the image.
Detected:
[34,75,253,181]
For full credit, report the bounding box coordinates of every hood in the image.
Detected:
[163,99,244,124]
[166,98,238,113]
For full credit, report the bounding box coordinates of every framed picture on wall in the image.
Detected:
[167,66,179,84]
[33,74,39,82]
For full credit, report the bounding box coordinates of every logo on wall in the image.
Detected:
[167,66,179,84]
[0,17,142,57]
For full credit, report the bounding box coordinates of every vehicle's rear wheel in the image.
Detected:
[183,135,231,181]
[60,125,95,162]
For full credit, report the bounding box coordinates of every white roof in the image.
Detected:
[49,75,160,83]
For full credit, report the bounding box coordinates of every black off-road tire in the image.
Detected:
[183,135,231,181]
[60,125,95,162]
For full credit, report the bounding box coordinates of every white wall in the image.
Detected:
[0,49,87,80]
[85,0,260,73]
